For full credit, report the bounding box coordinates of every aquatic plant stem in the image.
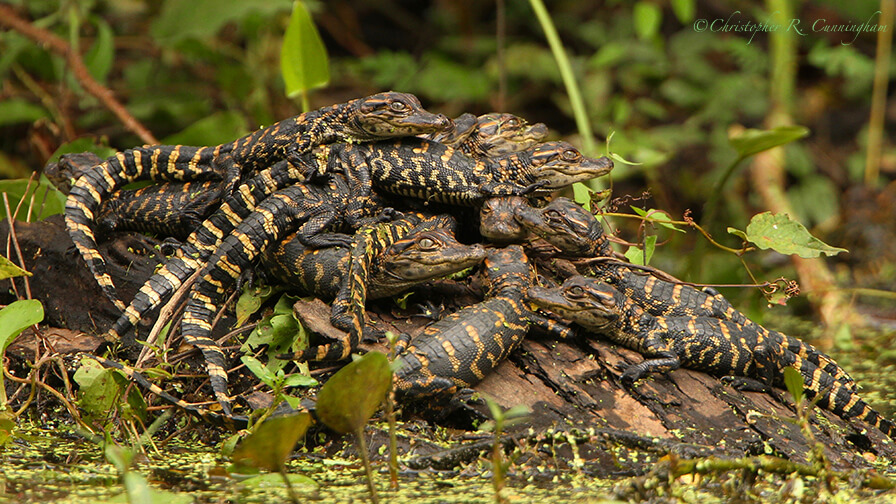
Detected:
[528,0,596,155]
[356,426,380,504]
[865,0,894,185]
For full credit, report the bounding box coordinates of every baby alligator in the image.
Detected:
[527,276,896,440]
[393,245,572,398]
[513,196,856,391]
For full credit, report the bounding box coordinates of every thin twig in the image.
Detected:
[0,4,157,144]
[3,193,32,300]
[136,267,203,367]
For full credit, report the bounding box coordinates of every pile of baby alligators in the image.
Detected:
[51,91,895,441]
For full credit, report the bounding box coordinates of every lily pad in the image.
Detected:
[315,352,392,434]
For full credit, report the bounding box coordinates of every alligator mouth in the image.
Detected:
[367,113,453,133]
[385,254,484,280]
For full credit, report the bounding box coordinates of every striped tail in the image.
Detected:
[784,351,894,440]
[178,184,339,415]
[105,161,310,342]
[65,146,222,309]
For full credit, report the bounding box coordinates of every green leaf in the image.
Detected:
[84,17,114,84]
[0,299,43,354]
[232,413,313,472]
[633,2,662,40]
[0,255,30,281]
[315,352,392,434]
[160,111,248,146]
[727,227,748,242]
[241,355,275,388]
[624,235,657,266]
[280,0,330,99]
[572,182,592,211]
[742,212,847,258]
[74,359,125,423]
[0,99,48,127]
[235,285,276,326]
[151,0,292,45]
[782,367,804,404]
[49,138,117,164]
[729,126,810,159]
[631,207,684,233]
[671,0,696,23]
[282,373,317,388]
[0,176,68,220]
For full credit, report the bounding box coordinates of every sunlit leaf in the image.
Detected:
[282,373,317,388]
[0,299,43,353]
[671,0,696,23]
[232,413,313,472]
[0,255,30,281]
[74,359,126,423]
[573,182,592,211]
[633,2,662,40]
[729,126,809,159]
[742,212,847,258]
[280,0,330,99]
[316,352,391,434]
[235,285,276,326]
[624,235,657,265]
[727,227,748,242]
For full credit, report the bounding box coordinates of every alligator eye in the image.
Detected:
[561,149,580,161]
[566,286,586,299]
[418,237,436,249]
[389,101,409,112]
[544,209,562,221]
[507,118,520,127]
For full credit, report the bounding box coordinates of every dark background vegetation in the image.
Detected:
[0,0,894,366]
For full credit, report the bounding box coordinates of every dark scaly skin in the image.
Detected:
[96,180,226,240]
[393,245,573,398]
[422,113,478,146]
[479,196,529,244]
[425,112,549,158]
[527,277,896,440]
[46,151,223,239]
[513,197,857,391]
[292,214,489,361]
[312,139,613,215]
[179,175,382,415]
[263,215,486,301]
[123,138,609,338]
[65,92,451,309]
[104,158,322,343]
